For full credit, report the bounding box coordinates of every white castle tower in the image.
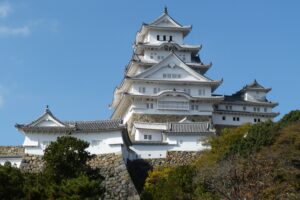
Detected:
[111,8,224,158]
[111,8,223,127]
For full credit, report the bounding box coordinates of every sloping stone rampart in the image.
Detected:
[18,153,139,200]
[88,153,139,200]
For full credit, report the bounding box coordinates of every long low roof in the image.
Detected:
[134,121,215,134]
[16,119,124,133]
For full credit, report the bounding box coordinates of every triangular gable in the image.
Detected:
[149,12,183,28]
[27,107,67,127]
[133,53,212,82]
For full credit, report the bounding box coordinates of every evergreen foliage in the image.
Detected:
[0,136,104,199]
[141,110,300,199]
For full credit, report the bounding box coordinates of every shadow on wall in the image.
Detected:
[127,159,153,194]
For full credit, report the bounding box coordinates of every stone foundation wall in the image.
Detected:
[0,146,24,156]
[20,154,44,173]
[19,153,139,200]
[88,153,139,200]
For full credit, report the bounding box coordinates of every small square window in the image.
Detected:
[148,135,152,140]
[157,35,160,40]
[163,35,166,41]
[237,117,240,121]
[233,117,236,121]
[169,36,172,41]
[144,135,148,139]
[222,116,226,120]
[258,118,261,122]
[254,118,257,123]
[243,106,246,111]
[264,108,267,112]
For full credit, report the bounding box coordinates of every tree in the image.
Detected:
[39,136,104,199]
[0,162,24,200]
[43,136,94,183]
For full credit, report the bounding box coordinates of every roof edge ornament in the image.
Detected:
[45,105,50,113]
[164,6,168,14]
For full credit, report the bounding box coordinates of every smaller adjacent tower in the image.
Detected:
[212,80,279,129]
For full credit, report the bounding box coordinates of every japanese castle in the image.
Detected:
[3,8,279,166]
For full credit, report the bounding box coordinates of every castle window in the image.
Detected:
[191,104,199,110]
[222,116,226,120]
[184,88,191,94]
[157,35,160,40]
[163,74,166,78]
[163,35,166,41]
[169,36,173,42]
[148,154,151,157]
[237,117,240,121]
[254,118,257,123]
[139,87,146,93]
[233,117,236,121]
[198,89,205,96]
[146,103,154,109]
[144,134,152,140]
[264,107,267,112]
[258,118,261,122]
[243,106,247,111]
[226,105,232,110]
[167,74,172,78]
[150,52,153,59]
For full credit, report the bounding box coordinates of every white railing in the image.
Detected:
[157,101,189,110]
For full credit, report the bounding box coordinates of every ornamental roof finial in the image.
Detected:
[164,6,168,14]
[45,105,49,113]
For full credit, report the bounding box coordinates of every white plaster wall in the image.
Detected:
[23,131,123,155]
[0,157,22,168]
[135,129,162,141]
[132,106,213,116]
[129,145,171,159]
[148,66,199,81]
[166,135,210,151]
[146,30,183,44]
[217,104,272,113]
[212,113,270,126]
[131,82,212,97]
[245,91,266,102]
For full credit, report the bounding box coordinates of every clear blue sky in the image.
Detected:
[0,0,299,145]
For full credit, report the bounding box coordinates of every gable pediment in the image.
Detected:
[31,113,66,127]
[150,13,182,28]
[133,53,210,82]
